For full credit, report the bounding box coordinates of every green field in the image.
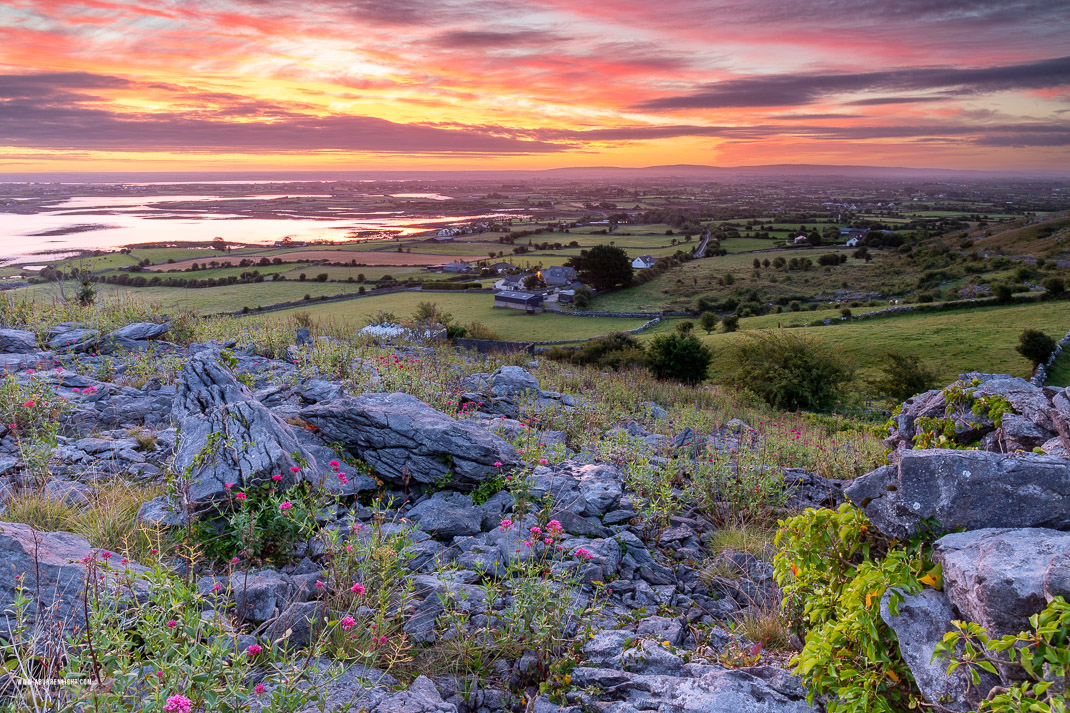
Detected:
[252,291,650,342]
[16,279,354,314]
[639,302,1070,384]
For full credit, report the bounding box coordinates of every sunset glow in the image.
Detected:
[2,0,1068,171]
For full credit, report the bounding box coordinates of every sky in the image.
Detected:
[1,0,1069,172]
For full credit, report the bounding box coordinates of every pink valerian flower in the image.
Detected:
[247,644,263,657]
[329,460,340,469]
[22,400,34,408]
[315,581,325,589]
[100,551,113,560]
[524,540,533,547]
[499,519,512,530]
[231,556,241,564]
[163,695,192,713]
[271,474,283,482]
[341,616,356,630]
[338,472,349,485]
[235,492,247,501]
[289,466,301,473]
[212,582,223,593]
[279,502,293,512]
[538,458,548,465]
[254,683,266,695]
[529,527,541,536]
[545,520,563,535]
[574,548,592,560]
[166,619,177,629]
[543,537,553,545]
[350,583,365,595]
[155,670,164,679]
[224,482,234,490]
[493,461,502,468]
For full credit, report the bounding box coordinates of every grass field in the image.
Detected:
[17,279,356,314]
[1047,348,1070,387]
[251,291,650,342]
[590,247,883,312]
[638,302,1070,384]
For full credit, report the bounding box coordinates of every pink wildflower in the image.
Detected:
[499,519,512,530]
[350,583,365,595]
[279,502,293,512]
[272,474,283,482]
[255,683,266,695]
[341,616,356,630]
[166,619,177,629]
[247,644,262,657]
[163,695,192,713]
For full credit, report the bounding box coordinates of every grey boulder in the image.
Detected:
[934,527,1070,637]
[0,329,37,354]
[0,522,147,649]
[171,350,317,505]
[107,322,170,342]
[845,449,1070,539]
[406,492,484,539]
[880,588,997,711]
[301,392,516,488]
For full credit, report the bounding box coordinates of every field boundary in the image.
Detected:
[1033,327,1070,386]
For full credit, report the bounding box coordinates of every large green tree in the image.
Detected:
[566,244,633,291]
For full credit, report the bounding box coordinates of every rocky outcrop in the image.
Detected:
[172,349,318,505]
[301,392,516,488]
[844,449,1070,539]
[0,522,147,650]
[885,374,1069,456]
[933,527,1070,637]
[567,665,815,713]
[0,329,37,354]
[880,589,998,712]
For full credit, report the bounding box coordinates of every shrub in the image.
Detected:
[775,505,934,712]
[564,332,646,370]
[1016,328,1057,367]
[1042,276,1065,296]
[646,333,712,385]
[699,311,718,334]
[992,282,1014,304]
[465,322,501,340]
[572,286,592,309]
[868,351,939,403]
[726,331,852,412]
[721,315,740,333]
[675,320,694,335]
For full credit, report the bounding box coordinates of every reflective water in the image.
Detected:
[0,192,518,264]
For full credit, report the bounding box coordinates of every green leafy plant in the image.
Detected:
[774,504,938,712]
[935,597,1070,713]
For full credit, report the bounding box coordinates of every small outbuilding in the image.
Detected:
[494,291,544,312]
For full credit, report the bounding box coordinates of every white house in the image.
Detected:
[845,237,860,247]
[632,255,657,270]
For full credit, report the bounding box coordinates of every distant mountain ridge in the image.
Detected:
[2,164,1067,183]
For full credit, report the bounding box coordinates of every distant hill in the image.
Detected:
[3,164,1068,183]
[968,211,1070,261]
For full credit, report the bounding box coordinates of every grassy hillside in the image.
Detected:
[640,301,1070,384]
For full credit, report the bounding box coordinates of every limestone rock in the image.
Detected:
[934,527,1070,637]
[301,392,516,488]
[845,449,1070,539]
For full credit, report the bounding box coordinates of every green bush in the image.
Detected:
[868,351,939,403]
[1042,276,1065,297]
[726,331,853,412]
[699,311,718,334]
[1016,328,1057,367]
[646,333,712,385]
[775,505,935,712]
[721,314,740,333]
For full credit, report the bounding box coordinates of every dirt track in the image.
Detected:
[147,249,481,271]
